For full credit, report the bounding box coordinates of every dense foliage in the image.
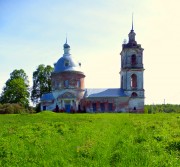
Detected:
[0,103,35,114]
[31,64,53,104]
[0,113,179,166]
[0,69,30,107]
[145,104,180,113]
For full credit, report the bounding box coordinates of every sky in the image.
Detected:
[0,0,180,105]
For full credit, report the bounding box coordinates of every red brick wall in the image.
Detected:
[51,71,85,90]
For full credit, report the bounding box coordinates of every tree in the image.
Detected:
[0,69,30,107]
[9,69,29,85]
[31,64,53,104]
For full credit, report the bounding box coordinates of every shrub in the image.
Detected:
[35,103,41,113]
[0,103,35,114]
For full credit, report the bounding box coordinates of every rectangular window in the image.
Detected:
[108,103,113,111]
[92,103,96,111]
[100,103,105,112]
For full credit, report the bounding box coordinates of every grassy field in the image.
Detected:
[0,112,179,167]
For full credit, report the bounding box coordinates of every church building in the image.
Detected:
[41,25,145,113]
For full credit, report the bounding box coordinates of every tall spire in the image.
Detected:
[128,13,136,44]
[65,33,68,44]
[132,13,134,31]
[63,34,70,54]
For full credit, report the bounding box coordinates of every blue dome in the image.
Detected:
[54,56,82,73]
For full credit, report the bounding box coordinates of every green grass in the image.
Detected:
[0,112,180,167]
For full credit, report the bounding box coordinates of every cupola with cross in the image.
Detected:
[50,39,85,112]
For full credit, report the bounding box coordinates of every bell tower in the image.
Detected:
[120,20,145,112]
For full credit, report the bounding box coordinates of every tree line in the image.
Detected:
[0,64,180,114]
[144,104,180,113]
[0,64,53,113]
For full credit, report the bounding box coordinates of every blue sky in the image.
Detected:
[1,0,180,104]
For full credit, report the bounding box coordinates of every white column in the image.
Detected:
[62,100,64,108]
[70,100,73,106]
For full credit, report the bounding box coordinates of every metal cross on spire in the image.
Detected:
[65,33,68,44]
[132,13,134,31]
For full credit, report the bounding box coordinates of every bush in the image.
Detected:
[0,103,36,114]
[35,103,41,113]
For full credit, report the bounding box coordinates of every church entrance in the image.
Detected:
[59,92,76,113]
[64,100,71,113]
[65,104,71,112]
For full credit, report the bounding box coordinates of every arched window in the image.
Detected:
[77,80,81,88]
[131,92,138,97]
[131,54,136,65]
[58,83,61,88]
[64,60,69,67]
[64,80,69,88]
[131,74,137,88]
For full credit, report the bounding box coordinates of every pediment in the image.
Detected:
[59,92,75,99]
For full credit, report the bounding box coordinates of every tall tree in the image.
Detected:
[31,64,53,104]
[0,69,30,107]
[9,69,29,84]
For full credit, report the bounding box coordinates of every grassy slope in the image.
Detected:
[0,112,179,167]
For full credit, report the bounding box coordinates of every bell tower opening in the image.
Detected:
[131,74,137,89]
[131,54,136,65]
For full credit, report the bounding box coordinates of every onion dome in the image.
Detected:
[53,39,83,73]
